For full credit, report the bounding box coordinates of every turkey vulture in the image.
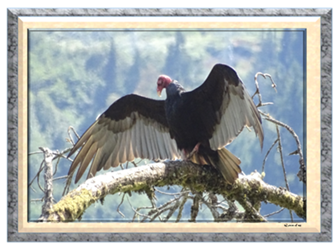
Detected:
[67,64,263,184]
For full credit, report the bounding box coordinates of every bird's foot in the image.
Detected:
[187,142,201,159]
[182,149,188,161]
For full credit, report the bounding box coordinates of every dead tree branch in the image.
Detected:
[253,72,277,107]
[39,161,305,222]
[261,113,306,184]
[38,147,55,222]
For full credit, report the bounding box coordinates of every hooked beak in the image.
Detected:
[157,86,162,97]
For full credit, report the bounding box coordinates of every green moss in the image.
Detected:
[48,188,98,222]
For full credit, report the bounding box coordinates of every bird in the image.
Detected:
[67,64,264,184]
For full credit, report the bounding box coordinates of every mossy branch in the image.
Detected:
[43,160,305,222]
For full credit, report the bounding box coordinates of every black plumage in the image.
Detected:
[68,64,263,184]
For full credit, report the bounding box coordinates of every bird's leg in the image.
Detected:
[182,149,188,161]
[187,142,201,159]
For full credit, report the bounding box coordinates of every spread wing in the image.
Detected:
[68,94,181,183]
[184,63,264,150]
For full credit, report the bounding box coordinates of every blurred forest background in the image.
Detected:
[28,29,305,222]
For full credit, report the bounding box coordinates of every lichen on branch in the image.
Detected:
[44,160,305,222]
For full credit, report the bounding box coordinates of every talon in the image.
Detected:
[182,149,188,161]
[187,142,201,159]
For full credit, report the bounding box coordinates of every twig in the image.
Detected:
[135,189,191,222]
[275,125,294,222]
[30,185,37,193]
[219,197,242,221]
[155,188,190,196]
[149,205,175,222]
[236,197,267,222]
[53,147,73,160]
[37,162,45,193]
[38,147,55,222]
[276,125,290,192]
[149,197,163,221]
[262,138,279,173]
[67,126,80,145]
[62,171,74,196]
[53,175,68,181]
[53,156,61,176]
[253,72,277,107]
[264,207,285,217]
[176,192,189,222]
[28,160,45,189]
[29,147,73,192]
[163,197,181,222]
[117,193,126,218]
[148,195,181,214]
[189,193,202,222]
[261,112,306,184]
[126,196,151,221]
[197,196,220,221]
[129,206,153,222]
[29,151,43,156]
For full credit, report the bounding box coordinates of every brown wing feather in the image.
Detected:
[68,94,181,183]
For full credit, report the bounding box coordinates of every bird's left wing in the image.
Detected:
[184,63,263,150]
[68,94,181,183]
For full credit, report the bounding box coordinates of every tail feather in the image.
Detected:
[188,145,242,184]
[208,147,242,184]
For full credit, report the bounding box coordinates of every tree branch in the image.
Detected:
[41,161,305,222]
[261,113,306,184]
[38,147,55,222]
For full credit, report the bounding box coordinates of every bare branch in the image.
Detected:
[220,199,244,221]
[155,188,190,196]
[67,126,80,146]
[117,193,126,218]
[53,175,68,181]
[264,207,285,217]
[53,156,61,176]
[42,161,305,222]
[276,123,294,225]
[29,151,43,156]
[262,138,279,173]
[275,125,290,192]
[236,197,267,222]
[198,196,220,221]
[146,192,188,222]
[176,192,189,222]
[127,196,151,221]
[163,197,182,222]
[253,72,277,107]
[189,193,202,222]
[261,112,306,184]
[38,147,55,222]
[28,160,45,189]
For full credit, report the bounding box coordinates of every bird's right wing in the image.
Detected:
[68,94,181,183]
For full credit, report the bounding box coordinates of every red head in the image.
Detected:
[157,75,172,97]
